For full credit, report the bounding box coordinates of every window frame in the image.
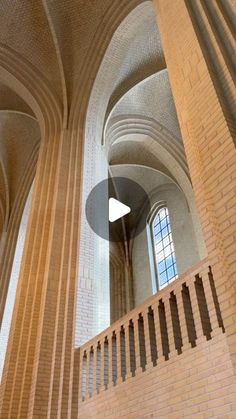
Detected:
[147,202,178,293]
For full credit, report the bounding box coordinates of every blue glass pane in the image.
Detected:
[159,209,166,220]
[160,218,167,230]
[163,235,170,248]
[165,255,173,268]
[154,223,161,233]
[155,232,162,243]
[158,260,166,273]
[161,227,168,238]
[167,266,175,280]
[160,271,167,285]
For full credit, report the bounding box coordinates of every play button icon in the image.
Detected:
[109,198,131,222]
[85,177,151,242]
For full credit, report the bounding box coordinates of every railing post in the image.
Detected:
[188,279,205,342]
[93,344,98,396]
[116,326,124,384]
[100,339,105,392]
[201,267,221,335]
[124,321,132,379]
[79,350,85,402]
[108,333,114,389]
[133,314,143,374]
[142,309,153,369]
[163,296,177,356]
[86,348,92,398]
[175,288,192,350]
[84,348,89,399]
[104,337,109,389]
[152,302,165,364]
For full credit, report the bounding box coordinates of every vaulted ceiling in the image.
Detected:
[0,0,188,238]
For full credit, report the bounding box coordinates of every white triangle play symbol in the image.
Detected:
[109,198,131,223]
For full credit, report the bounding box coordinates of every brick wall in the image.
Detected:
[75,261,236,418]
[76,135,110,347]
[78,334,236,418]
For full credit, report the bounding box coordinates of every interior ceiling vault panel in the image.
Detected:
[0,112,40,209]
[107,70,182,141]
[0,0,62,102]
[0,83,35,117]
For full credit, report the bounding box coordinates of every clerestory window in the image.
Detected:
[151,206,178,290]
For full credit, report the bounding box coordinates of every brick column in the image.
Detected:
[0,146,37,328]
[154,0,236,371]
[0,126,83,418]
[72,348,80,416]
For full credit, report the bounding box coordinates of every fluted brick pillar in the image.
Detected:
[154,0,236,371]
[0,126,83,418]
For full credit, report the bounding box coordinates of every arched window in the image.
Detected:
[151,206,178,290]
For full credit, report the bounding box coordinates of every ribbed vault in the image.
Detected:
[0,0,190,342]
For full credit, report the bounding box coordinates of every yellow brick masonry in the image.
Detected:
[154,0,236,373]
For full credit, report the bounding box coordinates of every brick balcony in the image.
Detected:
[73,258,226,413]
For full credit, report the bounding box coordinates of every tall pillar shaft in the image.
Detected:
[0,127,83,418]
[154,0,236,369]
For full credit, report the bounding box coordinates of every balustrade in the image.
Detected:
[78,260,224,402]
